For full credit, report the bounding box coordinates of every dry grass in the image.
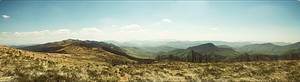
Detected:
[0,46,300,82]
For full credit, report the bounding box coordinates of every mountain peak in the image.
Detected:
[294,42,300,45]
[187,43,218,51]
[201,43,216,47]
[61,39,81,43]
[20,39,127,56]
[286,42,300,47]
[261,43,275,45]
[189,43,217,49]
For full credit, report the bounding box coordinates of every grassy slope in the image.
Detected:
[122,46,178,59]
[122,47,156,59]
[122,60,300,81]
[0,46,300,81]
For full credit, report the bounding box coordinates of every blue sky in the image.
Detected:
[1,0,300,44]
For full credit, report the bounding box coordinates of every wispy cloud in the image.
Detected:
[161,18,172,23]
[77,28,103,40]
[1,15,10,19]
[0,28,102,45]
[119,24,144,33]
[0,17,254,45]
[0,24,166,44]
[0,18,297,45]
[210,27,219,31]
[80,28,102,34]
[0,18,178,44]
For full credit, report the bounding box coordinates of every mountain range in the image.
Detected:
[1,44,300,81]
[1,39,300,81]
[18,39,147,64]
[111,40,291,49]
[16,39,300,62]
[237,42,300,55]
[155,42,300,62]
[157,43,239,62]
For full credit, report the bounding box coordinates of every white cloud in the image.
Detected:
[0,26,170,44]
[57,29,71,33]
[210,27,219,31]
[77,28,103,40]
[161,18,172,23]
[0,29,76,44]
[149,18,173,27]
[79,28,102,34]
[0,24,182,44]
[111,25,118,27]
[119,24,144,33]
[120,24,141,29]
[2,15,10,19]
[0,28,104,45]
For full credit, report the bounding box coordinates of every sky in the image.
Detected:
[0,0,300,45]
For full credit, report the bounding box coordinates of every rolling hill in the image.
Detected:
[157,43,239,62]
[1,41,300,81]
[18,39,138,64]
[237,42,300,55]
[122,46,178,59]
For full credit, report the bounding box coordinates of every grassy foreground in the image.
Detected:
[0,46,300,81]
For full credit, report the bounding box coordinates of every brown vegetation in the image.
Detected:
[1,46,300,81]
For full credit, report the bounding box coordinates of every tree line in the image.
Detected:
[156,49,300,63]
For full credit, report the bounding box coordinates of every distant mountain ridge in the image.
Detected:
[110,40,292,49]
[11,39,300,63]
[188,43,217,50]
[189,43,239,56]
[122,46,178,59]
[19,39,143,64]
[157,43,239,62]
[187,43,237,56]
[20,39,126,55]
[158,42,300,62]
[237,42,300,55]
